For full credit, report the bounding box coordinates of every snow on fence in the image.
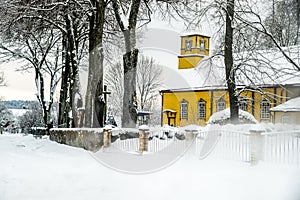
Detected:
[195,129,300,165]
[111,129,191,155]
[48,125,299,165]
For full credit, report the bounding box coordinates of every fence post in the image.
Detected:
[249,125,265,165]
[103,125,112,148]
[139,125,149,153]
[185,127,198,157]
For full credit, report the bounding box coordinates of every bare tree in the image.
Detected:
[109,0,194,127]
[0,28,62,129]
[224,0,239,123]
[105,55,162,118]
[195,0,300,123]
[136,55,162,111]
[263,0,300,47]
[111,0,142,128]
[84,0,109,128]
[104,61,123,117]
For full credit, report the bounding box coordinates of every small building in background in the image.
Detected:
[270,97,300,124]
[137,111,152,126]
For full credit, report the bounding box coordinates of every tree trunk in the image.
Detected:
[225,0,239,124]
[58,34,68,127]
[295,0,300,45]
[122,49,138,128]
[84,0,106,128]
[58,12,80,128]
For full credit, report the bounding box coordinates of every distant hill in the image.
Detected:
[1,100,38,109]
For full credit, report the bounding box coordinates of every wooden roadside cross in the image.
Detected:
[103,85,111,125]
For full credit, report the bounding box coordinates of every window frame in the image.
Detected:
[200,39,206,51]
[198,100,206,119]
[260,99,271,120]
[180,100,188,119]
[239,100,248,111]
[216,98,226,112]
[185,39,192,51]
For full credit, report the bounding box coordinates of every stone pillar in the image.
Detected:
[139,125,149,153]
[249,125,265,165]
[103,125,112,148]
[185,130,196,140]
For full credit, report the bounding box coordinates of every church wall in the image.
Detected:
[161,87,290,126]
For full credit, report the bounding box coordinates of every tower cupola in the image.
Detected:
[178,33,210,69]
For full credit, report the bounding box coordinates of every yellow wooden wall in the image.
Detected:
[178,56,202,69]
[162,87,289,126]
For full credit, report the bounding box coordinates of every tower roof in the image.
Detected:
[180,32,211,38]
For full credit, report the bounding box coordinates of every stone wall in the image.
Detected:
[49,129,103,152]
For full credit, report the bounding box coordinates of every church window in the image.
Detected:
[200,39,206,51]
[198,101,206,119]
[261,99,270,119]
[239,101,248,111]
[217,98,226,112]
[185,39,192,51]
[180,100,188,119]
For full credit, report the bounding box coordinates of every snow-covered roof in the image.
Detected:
[234,46,300,85]
[161,46,300,92]
[160,56,225,91]
[9,109,28,117]
[270,97,300,112]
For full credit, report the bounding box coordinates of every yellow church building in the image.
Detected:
[160,33,300,126]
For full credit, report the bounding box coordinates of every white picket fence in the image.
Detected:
[196,130,300,165]
[263,131,300,164]
[196,130,251,162]
[109,128,300,165]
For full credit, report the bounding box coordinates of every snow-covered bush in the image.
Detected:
[0,103,14,133]
[207,108,258,125]
[18,103,43,134]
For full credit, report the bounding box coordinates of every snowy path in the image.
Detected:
[0,134,300,200]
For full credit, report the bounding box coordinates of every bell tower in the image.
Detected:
[178,33,210,69]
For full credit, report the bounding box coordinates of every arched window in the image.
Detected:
[261,99,271,119]
[180,99,188,119]
[217,98,226,112]
[198,99,206,119]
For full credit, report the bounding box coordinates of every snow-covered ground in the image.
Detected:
[1,133,300,200]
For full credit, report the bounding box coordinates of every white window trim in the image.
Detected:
[180,101,188,119]
[261,100,271,119]
[217,99,226,112]
[198,101,206,119]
